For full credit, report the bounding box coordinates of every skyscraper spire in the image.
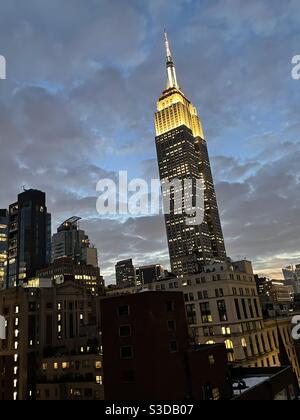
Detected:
[164,31,179,89]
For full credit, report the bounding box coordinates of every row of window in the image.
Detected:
[42,360,102,371]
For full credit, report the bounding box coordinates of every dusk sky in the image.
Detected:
[0,0,299,283]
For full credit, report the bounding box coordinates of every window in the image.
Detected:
[118,305,130,316]
[95,361,102,369]
[120,346,133,360]
[54,363,59,370]
[212,388,220,400]
[203,326,214,337]
[225,340,233,350]
[235,299,241,320]
[167,320,176,331]
[254,299,260,318]
[42,363,48,371]
[197,291,203,300]
[241,299,248,319]
[217,300,228,322]
[200,302,212,324]
[119,325,131,337]
[186,304,197,325]
[96,376,103,385]
[208,355,215,365]
[203,290,208,299]
[248,299,254,318]
[215,288,224,298]
[169,341,178,353]
[222,326,231,336]
[166,301,174,312]
[62,362,70,370]
[123,370,135,384]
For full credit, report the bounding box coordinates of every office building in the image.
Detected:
[115,259,136,287]
[6,189,51,288]
[136,264,165,285]
[52,217,98,268]
[283,265,300,294]
[155,33,226,276]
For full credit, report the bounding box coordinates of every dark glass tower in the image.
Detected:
[155,33,226,276]
[6,189,51,287]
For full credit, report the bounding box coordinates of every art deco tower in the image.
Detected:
[155,33,226,276]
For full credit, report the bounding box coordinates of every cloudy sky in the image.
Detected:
[0,0,299,283]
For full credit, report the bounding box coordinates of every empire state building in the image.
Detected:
[155,33,226,276]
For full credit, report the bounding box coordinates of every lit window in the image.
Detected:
[241,338,247,348]
[42,363,48,371]
[54,363,59,370]
[95,361,102,369]
[208,355,215,365]
[15,306,19,314]
[96,376,103,385]
[225,340,234,350]
[212,388,220,400]
[62,362,70,370]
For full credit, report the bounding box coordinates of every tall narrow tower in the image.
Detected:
[155,32,226,276]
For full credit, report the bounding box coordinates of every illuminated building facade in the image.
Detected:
[6,190,51,288]
[155,33,226,276]
[0,210,8,289]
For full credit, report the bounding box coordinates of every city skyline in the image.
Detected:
[0,0,299,283]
